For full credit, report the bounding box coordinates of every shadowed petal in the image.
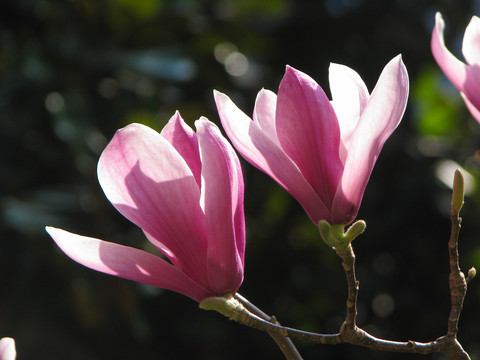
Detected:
[276,66,343,209]
[332,55,409,224]
[214,90,331,223]
[196,118,244,294]
[46,227,214,302]
[97,123,208,284]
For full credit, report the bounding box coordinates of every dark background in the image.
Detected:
[1,0,480,359]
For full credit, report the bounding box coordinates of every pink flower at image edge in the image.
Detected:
[431,12,480,122]
[47,113,245,303]
[0,338,16,360]
[215,55,409,226]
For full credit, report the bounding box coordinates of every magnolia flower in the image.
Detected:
[47,113,245,302]
[0,338,16,360]
[215,55,408,226]
[432,12,480,122]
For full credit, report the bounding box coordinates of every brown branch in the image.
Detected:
[447,209,467,339]
[335,243,358,330]
[234,293,304,360]
[441,169,471,359]
[214,171,474,359]
[227,209,471,359]
[228,303,470,359]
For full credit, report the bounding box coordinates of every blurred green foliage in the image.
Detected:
[1,0,480,359]
[413,65,459,137]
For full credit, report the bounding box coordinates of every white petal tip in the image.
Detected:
[194,117,212,129]
[434,12,445,31]
[213,89,225,99]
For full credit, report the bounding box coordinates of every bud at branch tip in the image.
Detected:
[467,267,476,283]
[451,169,464,214]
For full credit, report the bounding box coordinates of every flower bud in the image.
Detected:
[451,169,464,214]
[467,267,476,283]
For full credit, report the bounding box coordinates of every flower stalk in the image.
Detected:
[234,294,303,360]
[336,243,359,330]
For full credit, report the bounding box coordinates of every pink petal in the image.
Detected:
[461,16,480,110]
[253,89,279,144]
[329,63,370,163]
[97,123,208,285]
[276,66,343,209]
[214,90,331,223]
[160,111,202,187]
[462,16,480,66]
[0,338,16,360]
[195,118,244,295]
[332,55,409,224]
[432,13,480,124]
[46,227,214,302]
[431,13,469,93]
[461,92,480,123]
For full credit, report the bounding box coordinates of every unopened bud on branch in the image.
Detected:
[451,169,464,214]
[467,267,476,283]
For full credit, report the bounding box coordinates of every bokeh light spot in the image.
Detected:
[434,159,475,195]
[45,92,65,113]
[224,52,249,77]
[372,293,395,318]
[214,42,238,63]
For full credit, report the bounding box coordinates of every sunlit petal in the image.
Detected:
[46,227,214,302]
[329,63,369,163]
[253,89,279,144]
[48,114,246,302]
[432,12,480,125]
[462,16,480,66]
[97,123,208,284]
[0,338,16,360]
[332,55,408,224]
[431,13,469,93]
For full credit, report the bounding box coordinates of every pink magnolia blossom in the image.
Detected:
[47,113,245,302]
[432,12,480,122]
[0,338,16,360]
[215,55,408,225]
